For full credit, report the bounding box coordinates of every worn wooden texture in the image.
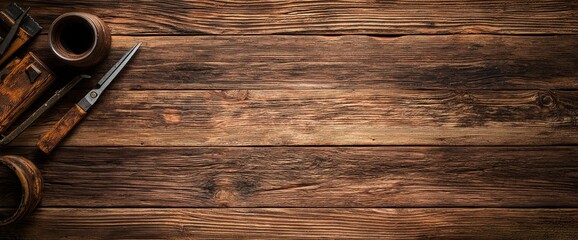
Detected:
[1,146,576,208]
[37,104,87,154]
[0,53,55,134]
[19,0,578,35]
[7,89,578,147]
[27,35,578,90]
[2,0,578,238]
[1,208,577,239]
[0,7,40,66]
[0,155,43,226]
[0,162,21,218]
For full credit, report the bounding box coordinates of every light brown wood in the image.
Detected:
[19,0,578,35]
[8,89,578,147]
[29,35,578,90]
[1,146,577,207]
[1,208,577,239]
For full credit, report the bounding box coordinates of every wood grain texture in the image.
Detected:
[29,35,578,90]
[37,104,87,154]
[8,89,578,147]
[2,1,577,237]
[1,208,577,239]
[0,155,43,226]
[1,146,576,207]
[18,0,578,35]
[0,7,40,66]
[0,53,55,134]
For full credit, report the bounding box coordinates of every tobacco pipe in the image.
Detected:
[0,43,140,226]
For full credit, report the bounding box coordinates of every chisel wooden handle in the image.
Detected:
[37,104,86,155]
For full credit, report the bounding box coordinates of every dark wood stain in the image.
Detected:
[16,0,578,35]
[0,146,576,208]
[0,53,55,134]
[0,164,21,217]
[1,208,577,239]
[25,35,578,90]
[0,0,576,238]
[4,89,576,146]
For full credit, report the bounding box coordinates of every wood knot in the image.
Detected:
[537,92,556,108]
[211,90,250,101]
[162,109,182,124]
[214,190,236,207]
[535,91,578,127]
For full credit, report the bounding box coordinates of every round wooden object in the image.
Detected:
[49,12,111,68]
[0,155,43,226]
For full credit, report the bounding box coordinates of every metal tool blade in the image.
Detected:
[0,75,90,145]
[97,43,141,87]
[77,43,141,111]
[0,7,29,56]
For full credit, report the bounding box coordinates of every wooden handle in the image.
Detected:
[37,104,86,154]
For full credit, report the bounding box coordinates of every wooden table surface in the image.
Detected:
[1,0,578,239]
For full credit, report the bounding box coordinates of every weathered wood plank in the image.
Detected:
[1,208,577,239]
[18,0,578,35]
[8,89,578,146]
[1,147,577,207]
[30,35,578,90]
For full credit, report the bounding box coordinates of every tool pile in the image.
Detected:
[0,3,141,225]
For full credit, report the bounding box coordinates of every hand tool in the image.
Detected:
[0,75,88,227]
[38,42,141,153]
[0,43,141,226]
[0,7,29,56]
[0,3,42,66]
[0,75,90,145]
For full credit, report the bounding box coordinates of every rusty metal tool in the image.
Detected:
[38,42,141,154]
